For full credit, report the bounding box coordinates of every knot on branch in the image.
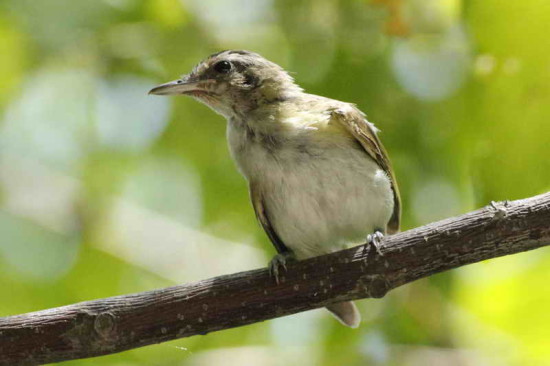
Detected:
[62,310,119,352]
[489,200,509,221]
[94,312,117,339]
[358,275,389,298]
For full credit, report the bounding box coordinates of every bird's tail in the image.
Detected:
[326,301,361,328]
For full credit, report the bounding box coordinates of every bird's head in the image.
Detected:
[149,50,302,118]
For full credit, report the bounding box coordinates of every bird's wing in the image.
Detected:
[330,105,401,234]
[249,182,290,254]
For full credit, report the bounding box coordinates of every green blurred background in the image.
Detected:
[0,0,549,365]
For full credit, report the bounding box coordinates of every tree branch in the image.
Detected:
[1,193,549,365]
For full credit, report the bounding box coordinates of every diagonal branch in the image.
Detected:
[1,192,549,365]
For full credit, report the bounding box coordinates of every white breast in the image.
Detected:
[227,118,394,259]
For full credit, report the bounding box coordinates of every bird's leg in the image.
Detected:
[269,251,296,284]
[366,229,385,256]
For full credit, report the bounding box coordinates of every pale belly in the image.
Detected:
[229,129,394,259]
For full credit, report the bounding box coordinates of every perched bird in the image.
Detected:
[149,50,400,328]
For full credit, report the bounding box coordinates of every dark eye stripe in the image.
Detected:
[213,60,232,73]
[243,74,259,88]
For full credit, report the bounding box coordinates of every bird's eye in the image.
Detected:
[213,60,232,74]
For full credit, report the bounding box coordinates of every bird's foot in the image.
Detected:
[269,252,296,284]
[366,230,385,256]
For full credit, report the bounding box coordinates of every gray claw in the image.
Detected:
[367,230,385,256]
[269,253,294,284]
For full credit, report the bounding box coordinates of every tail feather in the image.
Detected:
[326,301,361,328]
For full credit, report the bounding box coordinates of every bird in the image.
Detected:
[149,50,400,328]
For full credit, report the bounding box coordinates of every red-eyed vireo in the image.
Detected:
[149,50,401,328]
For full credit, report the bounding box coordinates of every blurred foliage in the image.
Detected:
[0,0,549,365]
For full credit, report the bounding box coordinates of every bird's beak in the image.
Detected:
[148,78,200,96]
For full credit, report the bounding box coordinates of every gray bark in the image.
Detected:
[1,192,549,365]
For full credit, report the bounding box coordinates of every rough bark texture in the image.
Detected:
[1,193,549,365]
